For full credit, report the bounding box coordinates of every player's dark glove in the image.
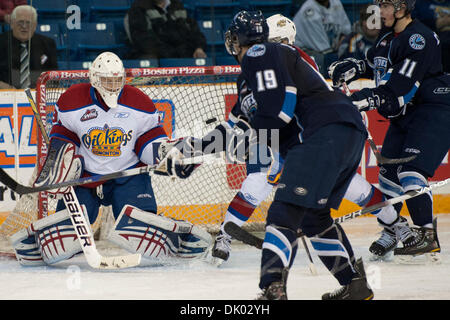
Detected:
[226,117,257,164]
[328,58,366,86]
[352,87,404,119]
[351,88,381,112]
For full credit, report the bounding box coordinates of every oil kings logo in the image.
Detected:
[82,124,132,157]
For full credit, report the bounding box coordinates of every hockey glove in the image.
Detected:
[328,58,366,86]
[155,137,201,179]
[352,87,403,119]
[34,138,83,196]
[226,117,257,164]
[351,88,382,112]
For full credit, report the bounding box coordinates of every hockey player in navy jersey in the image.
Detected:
[11,52,211,267]
[222,10,373,300]
[205,14,404,266]
[329,0,450,262]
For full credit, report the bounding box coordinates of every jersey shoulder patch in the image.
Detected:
[246,44,266,57]
[118,85,156,114]
[408,33,426,50]
[57,83,93,112]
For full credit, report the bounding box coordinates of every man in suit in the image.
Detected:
[0,5,57,89]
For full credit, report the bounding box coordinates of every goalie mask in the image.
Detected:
[89,52,125,108]
[267,14,296,45]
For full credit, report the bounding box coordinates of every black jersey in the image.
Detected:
[239,42,366,154]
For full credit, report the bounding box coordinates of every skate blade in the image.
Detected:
[394,251,442,265]
[201,247,226,267]
[369,250,394,262]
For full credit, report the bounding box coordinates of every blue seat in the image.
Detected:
[191,0,241,20]
[215,56,237,66]
[159,58,213,67]
[123,59,159,68]
[58,60,93,70]
[198,19,224,46]
[35,23,62,47]
[239,0,292,17]
[77,0,131,21]
[33,0,68,23]
[62,22,126,60]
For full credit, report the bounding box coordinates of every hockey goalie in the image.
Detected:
[10,52,211,267]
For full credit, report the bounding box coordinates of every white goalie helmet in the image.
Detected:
[89,52,125,108]
[266,14,296,45]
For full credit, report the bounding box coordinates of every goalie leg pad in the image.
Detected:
[108,205,211,259]
[34,208,83,265]
[10,227,46,266]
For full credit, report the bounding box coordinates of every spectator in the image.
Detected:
[293,0,352,75]
[0,5,58,89]
[0,0,27,24]
[338,4,380,60]
[413,0,450,72]
[124,0,207,59]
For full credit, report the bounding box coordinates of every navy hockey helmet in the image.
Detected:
[375,0,416,13]
[225,10,269,56]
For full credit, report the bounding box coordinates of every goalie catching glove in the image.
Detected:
[34,139,83,195]
[155,137,202,179]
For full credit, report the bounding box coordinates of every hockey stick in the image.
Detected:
[300,235,317,275]
[341,82,416,165]
[0,153,211,196]
[225,178,450,248]
[24,88,49,145]
[23,90,141,269]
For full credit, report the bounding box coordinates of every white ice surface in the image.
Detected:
[0,215,449,300]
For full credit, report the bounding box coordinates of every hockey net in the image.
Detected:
[0,66,273,244]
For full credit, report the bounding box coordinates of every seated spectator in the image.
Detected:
[0,0,27,24]
[338,4,380,60]
[293,0,352,75]
[125,0,207,59]
[413,0,450,72]
[0,5,58,89]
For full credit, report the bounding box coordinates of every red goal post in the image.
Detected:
[33,66,271,233]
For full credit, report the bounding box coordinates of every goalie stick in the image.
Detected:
[23,90,141,269]
[225,178,450,249]
[0,153,210,196]
[342,82,416,165]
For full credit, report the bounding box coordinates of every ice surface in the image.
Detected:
[0,215,449,300]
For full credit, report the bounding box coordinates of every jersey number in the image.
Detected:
[399,59,417,78]
[255,70,278,92]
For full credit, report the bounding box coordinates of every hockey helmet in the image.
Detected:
[267,14,296,45]
[225,10,269,56]
[375,0,416,13]
[89,52,125,108]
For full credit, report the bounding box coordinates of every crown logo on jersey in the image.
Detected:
[82,124,133,157]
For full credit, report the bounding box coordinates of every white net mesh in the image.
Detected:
[0,67,272,247]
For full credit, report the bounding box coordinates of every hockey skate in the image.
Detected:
[369,216,414,261]
[394,218,441,264]
[322,258,374,300]
[210,230,232,265]
[256,268,288,300]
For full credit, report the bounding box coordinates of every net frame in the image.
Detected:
[30,66,271,234]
